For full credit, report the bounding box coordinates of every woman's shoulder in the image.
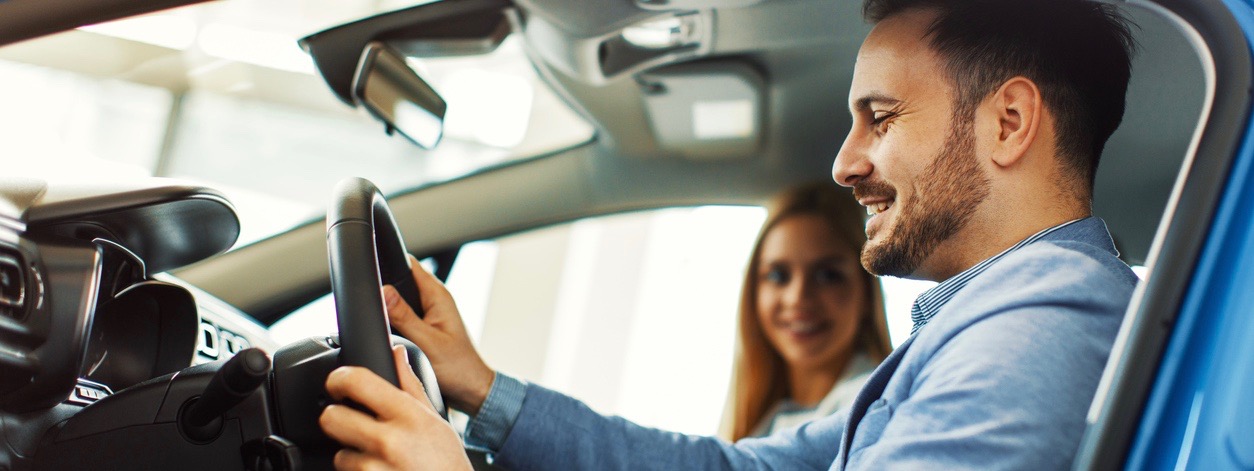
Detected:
[756,354,878,437]
[819,353,876,412]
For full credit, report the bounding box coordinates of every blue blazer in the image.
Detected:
[491,218,1137,470]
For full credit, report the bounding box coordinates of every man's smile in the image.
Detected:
[854,181,898,237]
[864,200,893,216]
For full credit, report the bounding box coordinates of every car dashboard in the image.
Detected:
[0,177,278,469]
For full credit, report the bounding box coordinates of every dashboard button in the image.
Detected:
[197,321,221,360]
[66,378,115,406]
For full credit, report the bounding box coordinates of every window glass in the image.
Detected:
[270,251,491,345]
[1,2,595,249]
[0,61,170,177]
[158,36,594,248]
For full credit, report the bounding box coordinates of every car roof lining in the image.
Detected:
[0,0,210,47]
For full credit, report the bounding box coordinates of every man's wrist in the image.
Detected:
[463,372,528,454]
[451,366,496,415]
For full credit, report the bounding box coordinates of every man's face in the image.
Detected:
[832,9,991,279]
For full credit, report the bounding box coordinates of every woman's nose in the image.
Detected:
[783,276,813,306]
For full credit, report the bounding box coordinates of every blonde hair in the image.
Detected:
[725,181,891,441]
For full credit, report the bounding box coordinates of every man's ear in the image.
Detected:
[986,76,1043,168]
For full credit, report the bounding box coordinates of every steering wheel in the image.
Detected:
[326,177,444,415]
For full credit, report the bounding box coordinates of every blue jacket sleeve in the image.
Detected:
[492,381,845,471]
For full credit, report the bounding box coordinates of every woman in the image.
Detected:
[724,181,893,440]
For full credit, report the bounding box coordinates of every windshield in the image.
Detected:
[0,0,594,248]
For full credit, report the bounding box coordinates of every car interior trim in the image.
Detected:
[0,0,213,47]
[1074,0,1252,468]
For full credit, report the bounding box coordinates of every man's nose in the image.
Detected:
[833,131,872,187]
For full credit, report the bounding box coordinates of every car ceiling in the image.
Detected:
[0,0,1204,320]
[0,1,420,117]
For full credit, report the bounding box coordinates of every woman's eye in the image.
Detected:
[764,267,789,285]
[814,267,845,284]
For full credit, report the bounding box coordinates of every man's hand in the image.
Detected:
[383,255,495,414]
[320,346,472,471]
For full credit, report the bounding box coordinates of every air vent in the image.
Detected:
[0,248,25,320]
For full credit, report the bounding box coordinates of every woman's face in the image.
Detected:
[755,214,866,372]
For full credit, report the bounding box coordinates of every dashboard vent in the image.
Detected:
[0,246,25,320]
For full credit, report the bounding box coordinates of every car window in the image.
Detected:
[0,4,595,249]
[272,205,932,435]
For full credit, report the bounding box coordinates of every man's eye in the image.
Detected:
[871,112,895,133]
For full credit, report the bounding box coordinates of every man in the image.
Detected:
[318,0,1140,469]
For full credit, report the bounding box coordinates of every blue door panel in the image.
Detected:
[1127,1,1254,468]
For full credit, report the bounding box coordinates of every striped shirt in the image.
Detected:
[910,219,1084,334]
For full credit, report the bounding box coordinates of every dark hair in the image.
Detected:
[863,0,1136,189]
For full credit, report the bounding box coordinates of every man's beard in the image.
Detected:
[857,120,991,278]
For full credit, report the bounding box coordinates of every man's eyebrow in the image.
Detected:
[853,93,902,112]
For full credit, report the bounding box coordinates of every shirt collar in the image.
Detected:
[908,218,1085,334]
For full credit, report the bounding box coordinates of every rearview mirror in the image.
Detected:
[352,42,447,149]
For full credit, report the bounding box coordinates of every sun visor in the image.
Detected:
[638,61,764,160]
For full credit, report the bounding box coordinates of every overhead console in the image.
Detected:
[520,7,715,84]
[0,176,239,413]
